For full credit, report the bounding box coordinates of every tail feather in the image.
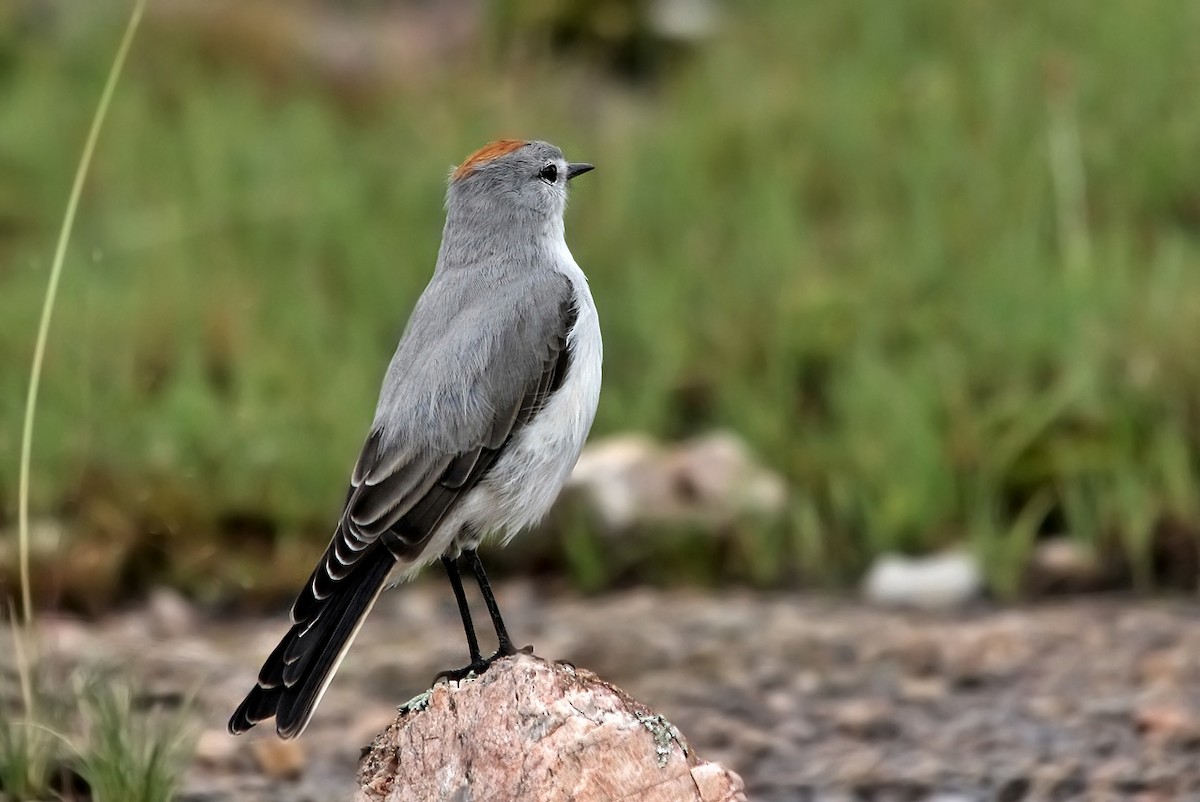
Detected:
[228,548,395,738]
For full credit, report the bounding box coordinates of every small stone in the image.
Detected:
[1025,695,1070,719]
[1027,537,1107,593]
[1135,703,1200,745]
[193,729,241,769]
[145,586,198,638]
[251,738,307,780]
[862,550,984,610]
[830,699,899,740]
[898,676,947,703]
[38,615,95,656]
[649,0,720,43]
[1084,697,1134,719]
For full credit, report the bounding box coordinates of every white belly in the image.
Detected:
[464,293,602,543]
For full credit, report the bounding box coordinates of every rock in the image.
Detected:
[357,654,746,802]
[146,586,198,638]
[829,699,900,740]
[566,430,787,533]
[194,728,242,769]
[566,433,660,530]
[649,0,720,43]
[1027,538,1107,594]
[898,675,948,703]
[251,738,307,780]
[862,550,984,610]
[1134,703,1200,746]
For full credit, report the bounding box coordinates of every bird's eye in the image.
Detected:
[539,164,558,183]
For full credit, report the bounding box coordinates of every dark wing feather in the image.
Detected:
[229,287,578,738]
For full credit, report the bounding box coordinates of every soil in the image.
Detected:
[11,584,1200,801]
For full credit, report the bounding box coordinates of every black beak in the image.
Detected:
[566,162,595,180]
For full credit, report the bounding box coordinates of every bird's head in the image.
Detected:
[447,140,594,225]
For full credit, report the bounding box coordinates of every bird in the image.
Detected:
[228,140,601,739]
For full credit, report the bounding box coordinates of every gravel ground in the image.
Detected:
[13,584,1200,801]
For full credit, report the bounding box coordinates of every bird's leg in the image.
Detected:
[433,554,490,682]
[464,548,533,662]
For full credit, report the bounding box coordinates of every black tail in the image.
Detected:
[228,547,395,738]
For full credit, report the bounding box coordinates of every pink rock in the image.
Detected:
[357,654,746,802]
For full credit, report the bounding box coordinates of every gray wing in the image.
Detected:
[290,271,576,623]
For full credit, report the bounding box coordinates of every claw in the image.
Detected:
[432,642,535,685]
[432,658,490,684]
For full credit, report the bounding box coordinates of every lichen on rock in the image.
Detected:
[635,710,688,767]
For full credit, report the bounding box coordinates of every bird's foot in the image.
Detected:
[432,657,491,684]
[432,643,534,684]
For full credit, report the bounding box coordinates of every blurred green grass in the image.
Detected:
[3,0,1200,603]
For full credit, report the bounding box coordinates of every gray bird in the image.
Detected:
[229,140,601,738]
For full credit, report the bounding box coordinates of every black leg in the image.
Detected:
[433,554,489,682]
[464,548,533,661]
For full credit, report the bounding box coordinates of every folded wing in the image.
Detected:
[229,275,577,738]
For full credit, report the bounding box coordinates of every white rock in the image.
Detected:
[567,434,662,530]
[862,550,983,610]
[0,518,66,563]
[666,431,788,524]
[566,431,787,534]
[146,586,198,638]
[649,0,720,42]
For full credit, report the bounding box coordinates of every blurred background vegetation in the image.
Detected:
[2,0,1200,611]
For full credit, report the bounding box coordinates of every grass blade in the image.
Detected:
[16,0,149,625]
